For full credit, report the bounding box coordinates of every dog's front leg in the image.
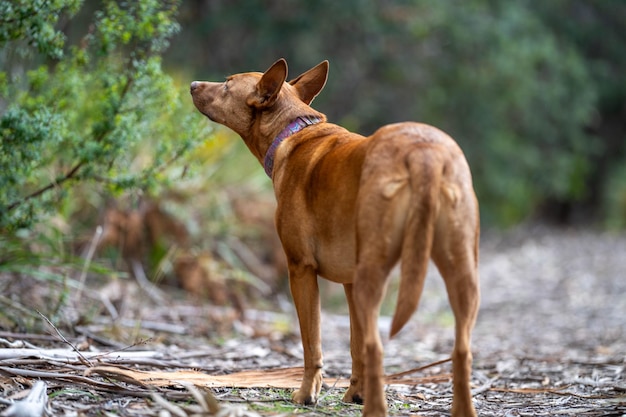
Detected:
[288,263,323,405]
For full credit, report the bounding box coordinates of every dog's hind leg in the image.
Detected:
[352,260,393,417]
[432,206,480,417]
[351,175,408,417]
[342,283,365,404]
[288,263,324,405]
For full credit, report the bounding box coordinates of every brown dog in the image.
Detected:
[190,59,480,417]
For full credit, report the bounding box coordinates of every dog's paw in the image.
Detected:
[342,389,363,404]
[342,376,364,404]
[291,389,317,405]
[362,403,388,417]
[292,369,322,405]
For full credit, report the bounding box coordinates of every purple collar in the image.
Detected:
[263,116,323,178]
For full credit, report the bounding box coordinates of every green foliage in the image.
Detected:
[532,1,626,228]
[171,0,624,227]
[0,0,210,231]
[603,164,626,230]
[0,0,82,59]
[407,2,597,225]
[1,0,624,230]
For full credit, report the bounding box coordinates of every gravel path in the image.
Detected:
[1,226,624,416]
[379,225,626,416]
[242,225,626,415]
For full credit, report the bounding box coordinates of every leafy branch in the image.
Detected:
[0,0,199,231]
[5,74,135,213]
[6,161,85,212]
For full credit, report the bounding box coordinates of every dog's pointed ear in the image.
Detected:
[289,60,329,105]
[248,58,288,109]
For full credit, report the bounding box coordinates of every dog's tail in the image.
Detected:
[389,145,444,338]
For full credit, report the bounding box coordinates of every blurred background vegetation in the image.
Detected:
[0,0,625,330]
[168,0,625,227]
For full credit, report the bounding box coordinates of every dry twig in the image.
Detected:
[36,311,92,367]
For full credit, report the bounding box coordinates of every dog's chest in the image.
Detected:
[275,198,357,284]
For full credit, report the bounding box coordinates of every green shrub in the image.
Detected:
[0,0,210,231]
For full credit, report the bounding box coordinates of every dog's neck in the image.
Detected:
[263,115,323,178]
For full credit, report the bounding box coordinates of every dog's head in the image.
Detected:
[190,59,328,156]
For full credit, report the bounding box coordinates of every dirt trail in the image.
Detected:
[0,226,624,416]
[212,225,626,415]
[381,225,626,416]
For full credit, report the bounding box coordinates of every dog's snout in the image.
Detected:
[190,81,200,93]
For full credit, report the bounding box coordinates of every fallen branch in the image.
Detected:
[131,260,167,305]
[488,385,616,400]
[89,317,187,334]
[85,364,455,390]
[385,357,452,380]
[0,348,163,362]
[0,366,126,393]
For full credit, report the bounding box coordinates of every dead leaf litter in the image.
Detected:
[1,226,625,416]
